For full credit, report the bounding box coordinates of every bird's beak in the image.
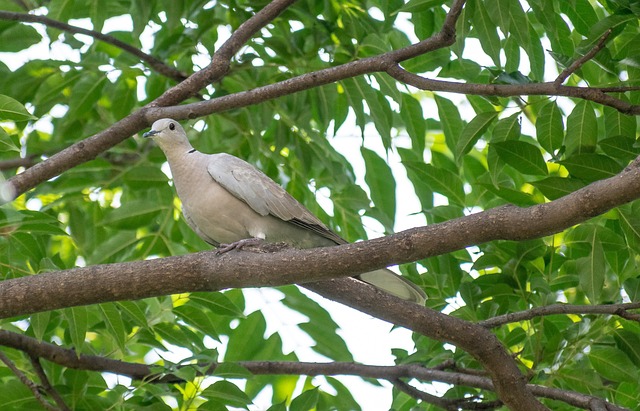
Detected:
[143,130,158,138]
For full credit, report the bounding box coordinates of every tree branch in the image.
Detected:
[28,355,70,411]
[0,350,59,411]
[479,302,640,328]
[554,29,612,86]
[386,64,640,115]
[0,331,627,411]
[0,11,188,83]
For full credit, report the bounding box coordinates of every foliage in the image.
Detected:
[0,0,639,409]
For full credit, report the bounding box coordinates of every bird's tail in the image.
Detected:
[358,269,426,304]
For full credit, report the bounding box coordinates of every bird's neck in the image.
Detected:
[160,141,195,164]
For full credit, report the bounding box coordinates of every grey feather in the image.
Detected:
[207,153,345,245]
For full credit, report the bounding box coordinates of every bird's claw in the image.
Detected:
[216,238,265,254]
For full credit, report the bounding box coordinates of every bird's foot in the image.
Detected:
[216,238,265,254]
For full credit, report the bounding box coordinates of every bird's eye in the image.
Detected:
[169,123,175,131]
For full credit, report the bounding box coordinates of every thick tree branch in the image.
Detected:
[0,11,188,82]
[386,65,640,115]
[479,302,640,328]
[3,0,465,200]
[0,331,627,411]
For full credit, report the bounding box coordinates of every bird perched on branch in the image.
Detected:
[143,118,426,304]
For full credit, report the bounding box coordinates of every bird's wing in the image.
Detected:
[207,153,345,245]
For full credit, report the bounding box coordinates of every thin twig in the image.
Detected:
[479,302,640,328]
[0,11,188,82]
[29,355,71,411]
[0,350,58,411]
[554,29,613,86]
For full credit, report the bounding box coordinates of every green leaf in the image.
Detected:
[281,286,353,362]
[30,311,51,342]
[99,303,126,353]
[530,177,585,200]
[455,111,498,162]
[361,147,396,231]
[560,0,598,36]
[90,0,109,32]
[265,402,287,411]
[403,162,465,206]
[578,14,636,54]
[173,304,220,340]
[102,200,167,229]
[0,95,37,121]
[47,0,76,22]
[536,101,564,154]
[398,0,446,13]
[67,74,107,118]
[368,91,393,150]
[599,135,640,161]
[623,277,640,301]
[400,94,426,153]
[64,306,88,353]
[115,301,149,328]
[483,0,510,31]
[224,312,267,361]
[471,0,501,66]
[560,154,623,182]
[614,330,640,367]
[589,347,638,383]
[200,380,252,407]
[0,128,19,152]
[290,388,319,411]
[491,113,521,143]
[604,105,637,138]
[0,24,41,53]
[88,230,138,264]
[492,140,548,176]
[507,1,545,79]
[577,240,604,303]
[435,95,463,154]
[189,292,244,317]
[565,100,597,155]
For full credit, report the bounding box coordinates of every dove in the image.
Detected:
[143,119,426,304]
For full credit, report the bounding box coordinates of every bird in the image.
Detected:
[143,118,426,304]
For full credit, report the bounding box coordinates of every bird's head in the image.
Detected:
[143,119,191,152]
